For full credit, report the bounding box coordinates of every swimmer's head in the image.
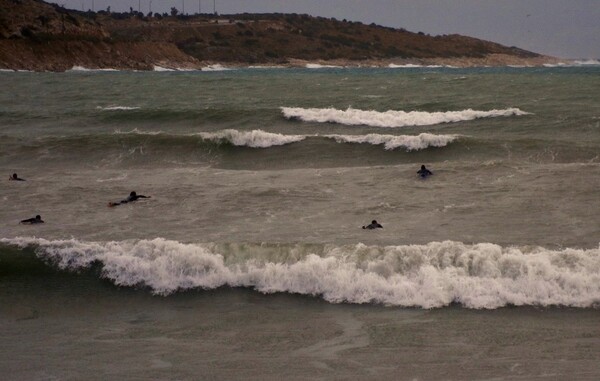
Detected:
[130,191,136,197]
[372,220,377,224]
[12,173,17,179]
[421,165,426,170]
[35,215,41,219]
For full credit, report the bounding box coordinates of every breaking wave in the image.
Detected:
[2,237,599,309]
[281,107,530,128]
[196,129,306,148]
[114,129,457,150]
[324,133,458,151]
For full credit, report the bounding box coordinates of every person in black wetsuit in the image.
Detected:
[108,191,151,207]
[20,215,44,224]
[9,173,25,181]
[362,220,383,229]
[417,165,433,178]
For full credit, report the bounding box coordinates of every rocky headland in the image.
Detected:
[0,0,565,71]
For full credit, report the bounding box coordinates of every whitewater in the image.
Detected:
[281,106,530,128]
[3,237,599,309]
[113,128,459,151]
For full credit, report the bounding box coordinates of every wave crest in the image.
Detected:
[197,129,306,148]
[281,107,530,128]
[2,237,599,309]
[324,133,458,151]
[112,129,455,150]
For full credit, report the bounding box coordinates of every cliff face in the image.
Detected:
[0,0,197,70]
[0,0,557,71]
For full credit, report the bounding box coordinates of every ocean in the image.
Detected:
[1,65,599,380]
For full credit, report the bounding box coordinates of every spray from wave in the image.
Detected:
[281,107,530,128]
[2,237,599,309]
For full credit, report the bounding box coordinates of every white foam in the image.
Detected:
[197,129,306,148]
[388,64,452,69]
[543,60,600,68]
[3,237,599,309]
[98,106,141,111]
[69,66,119,72]
[69,66,92,71]
[388,63,422,68]
[247,65,285,69]
[306,63,343,69]
[573,59,600,66]
[153,65,176,72]
[281,107,530,128]
[324,133,459,151]
[543,63,570,68]
[111,128,454,151]
[201,64,232,72]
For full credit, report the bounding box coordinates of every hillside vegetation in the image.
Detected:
[0,0,557,71]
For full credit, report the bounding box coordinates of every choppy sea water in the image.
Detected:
[1,66,599,380]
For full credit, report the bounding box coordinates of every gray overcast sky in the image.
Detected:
[49,0,599,59]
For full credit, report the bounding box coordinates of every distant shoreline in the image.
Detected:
[0,54,577,73]
[0,1,584,72]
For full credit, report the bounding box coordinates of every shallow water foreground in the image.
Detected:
[1,275,599,381]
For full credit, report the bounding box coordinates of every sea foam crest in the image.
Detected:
[153,65,176,72]
[324,133,458,151]
[111,129,453,150]
[201,64,232,71]
[98,106,141,111]
[305,63,343,69]
[197,129,306,148]
[2,237,599,309]
[573,59,600,66]
[281,107,530,128]
[69,66,119,72]
[388,64,446,68]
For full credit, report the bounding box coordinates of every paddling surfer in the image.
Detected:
[108,191,151,207]
[20,215,44,224]
[9,173,25,181]
[362,220,383,229]
[417,165,433,178]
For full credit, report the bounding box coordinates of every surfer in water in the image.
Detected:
[20,215,44,224]
[362,220,383,229]
[108,191,151,207]
[9,173,25,181]
[417,165,433,178]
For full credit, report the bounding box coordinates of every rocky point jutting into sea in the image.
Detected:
[0,0,565,71]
